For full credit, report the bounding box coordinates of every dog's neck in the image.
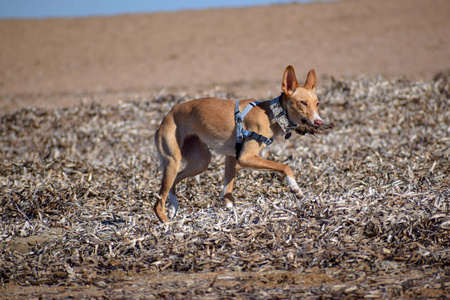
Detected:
[270,94,297,138]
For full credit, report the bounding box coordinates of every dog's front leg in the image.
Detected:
[238,152,303,198]
[222,155,238,208]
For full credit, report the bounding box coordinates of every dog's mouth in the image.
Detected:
[294,119,335,136]
[301,118,315,127]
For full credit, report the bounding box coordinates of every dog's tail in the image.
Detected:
[154,112,181,171]
[154,127,163,170]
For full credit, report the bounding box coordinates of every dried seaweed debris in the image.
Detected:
[0,76,449,298]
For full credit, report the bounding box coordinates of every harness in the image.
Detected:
[234,96,297,158]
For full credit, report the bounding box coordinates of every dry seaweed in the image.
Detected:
[0,77,449,298]
[295,122,335,136]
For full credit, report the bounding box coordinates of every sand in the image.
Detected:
[1,0,449,113]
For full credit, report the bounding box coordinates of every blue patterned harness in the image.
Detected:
[234,100,273,158]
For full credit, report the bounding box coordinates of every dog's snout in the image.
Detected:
[314,119,323,126]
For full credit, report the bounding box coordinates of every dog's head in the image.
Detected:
[281,65,324,127]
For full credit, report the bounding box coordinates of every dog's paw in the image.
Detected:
[286,176,303,198]
[291,188,304,198]
[223,193,235,209]
[168,205,177,219]
[168,192,178,219]
[225,199,234,208]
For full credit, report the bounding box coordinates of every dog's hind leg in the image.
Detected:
[168,135,212,218]
[155,156,181,222]
[154,120,182,223]
[222,155,238,208]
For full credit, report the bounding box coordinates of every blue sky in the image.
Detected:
[0,0,315,19]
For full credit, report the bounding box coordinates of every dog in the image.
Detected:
[154,65,330,223]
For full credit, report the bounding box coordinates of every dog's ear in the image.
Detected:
[304,69,316,90]
[282,65,299,95]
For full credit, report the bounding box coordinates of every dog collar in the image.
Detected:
[269,96,297,139]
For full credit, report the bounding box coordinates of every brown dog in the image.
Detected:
[154,65,327,223]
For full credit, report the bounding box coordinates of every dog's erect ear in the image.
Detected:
[304,69,316,90]
[282,65,299,95]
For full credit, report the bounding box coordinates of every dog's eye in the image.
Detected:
[300,101,307,106]
[317,102,320,107]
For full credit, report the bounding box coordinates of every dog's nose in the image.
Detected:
[314,119,323,126]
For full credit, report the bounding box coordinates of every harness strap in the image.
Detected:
[235,100,273,158]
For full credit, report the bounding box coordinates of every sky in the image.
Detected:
[0,0,317,19]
